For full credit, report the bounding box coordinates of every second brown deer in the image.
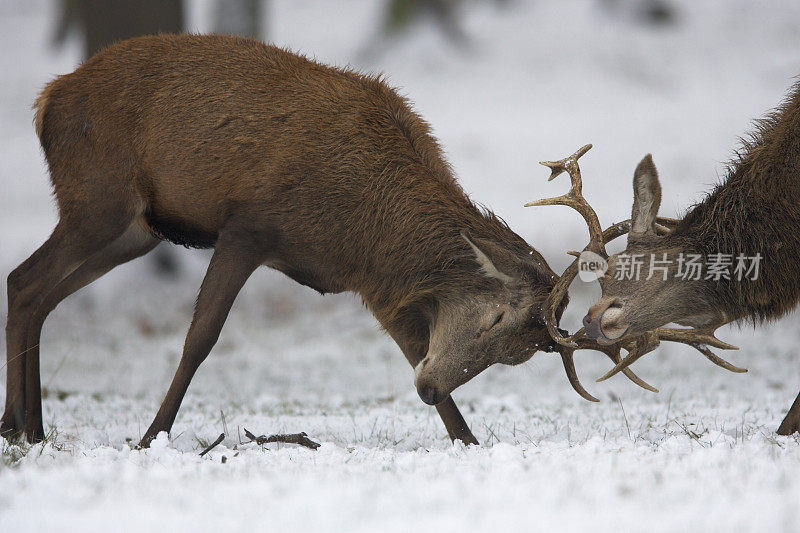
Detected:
[581,81,800,435]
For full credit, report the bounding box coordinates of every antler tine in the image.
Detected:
[655,327,739,351]
[525,146,742,390]
[525,144,605,256]
[656,216,680,227]
[687,343,748,373]
[655,224,673,236]
[603,216,676,243]
[603,220,632,243]
[539,143,593,180]
[613,352,660,393]
[541,262,581,348]
[595,216,743,385]
[555,332,658,400]
[558,347,600,402]
[654,327,746,373]
[526,145,696,392]
[572,334,659,393]
[596,331,661,382]
[537,217,635,349]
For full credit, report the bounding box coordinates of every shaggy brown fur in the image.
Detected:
[674,82,800,323]
[3,34,560,447]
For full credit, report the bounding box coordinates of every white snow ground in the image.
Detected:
[2,1,800,531]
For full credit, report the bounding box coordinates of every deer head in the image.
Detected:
[413,233,563,405]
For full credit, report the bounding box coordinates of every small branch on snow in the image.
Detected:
[199,433,226,456]
[243,427,320,450]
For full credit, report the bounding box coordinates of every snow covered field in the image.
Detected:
[2,1,800,531]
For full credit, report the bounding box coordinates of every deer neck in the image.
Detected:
[673,86,800,323]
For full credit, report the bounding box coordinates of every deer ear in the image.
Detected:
[629,154,662,242]
[461,231,516,284]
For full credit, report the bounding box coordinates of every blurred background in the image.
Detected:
[1,0,800,411]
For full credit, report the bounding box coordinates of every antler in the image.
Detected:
[525,144,606,349]
[551,328,657,403]
[525,145,655,399]
[596,325,745,383]
[526,144,745,400]
[524,145,667,349]
[552,329,660,403]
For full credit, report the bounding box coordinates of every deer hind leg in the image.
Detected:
[138,226,262,448]
[22,221,159,442]
[2,233,67,440]
[776,390,800,436]
[2,206,140,442]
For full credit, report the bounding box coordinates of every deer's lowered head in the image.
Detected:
[412,231,563,405]
[583,155,727,343]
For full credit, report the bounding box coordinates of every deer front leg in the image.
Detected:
[777,390,800,436]
[138,229,262,448]
[435,397,479,445]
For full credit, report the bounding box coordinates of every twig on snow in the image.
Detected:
[199,433,225,456]
[243,427,320,450]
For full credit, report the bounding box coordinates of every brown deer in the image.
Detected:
[580,82,800,435]
[2,33,594,448]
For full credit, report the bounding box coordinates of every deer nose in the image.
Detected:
[583,312,604,340]
[417,385,441,405]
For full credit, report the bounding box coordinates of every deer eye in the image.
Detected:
[489,312,505,329]
[478,311,505,337]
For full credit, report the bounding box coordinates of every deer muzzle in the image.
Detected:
[583,298,629,343]
[413,356,445,405]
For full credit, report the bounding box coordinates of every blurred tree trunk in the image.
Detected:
[215,0,264,39]
[360,0,471,62]
[55,0,183,58]
[82,0,183,56]
[599,0,677,26]
[383,0,466,44]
